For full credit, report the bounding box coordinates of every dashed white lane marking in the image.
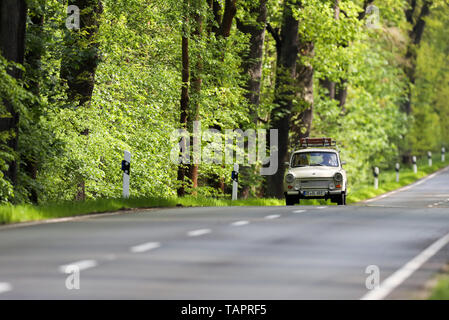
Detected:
[317,206,327,209]
[292,209,306,213]
[130,242,161,253]
[231,220,249,227]
[361,231,449,300]
[187,229,211,237]
[58,260,98,273]
[0,283,12,294]
[264,214,281,220]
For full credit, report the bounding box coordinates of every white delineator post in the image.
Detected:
[395,163,400,183]
[232,163,239,201]
[122,150,131,198]
[412,156,417,174]
[373,167,379,190]
[428,151,432,167]
[442,147,446,162]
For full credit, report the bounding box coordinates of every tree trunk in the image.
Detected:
[237,0,267,122]
[291,41,314,144]
[335,80,347,110]
[190,0,236,195]
[218,0,237,38]
[402,0,431,115]
[0,0,28,188]
[25,5,44,97]
[22,1,45,203]
[320,78,335,100]
[266,0,299,199]
[215,0,237,194]
[212,0,221,32]
[177,1,190,197]
[401,0,432,164]
[187,8,203,194]
[320,0,348,111]
[60,0,103,200]
[61,0,103,106]
[237,0,267,198]
[358,0,373,20]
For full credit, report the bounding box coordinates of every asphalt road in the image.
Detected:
[1,167,449,300]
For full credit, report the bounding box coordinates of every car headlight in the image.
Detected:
[285,173,295,183]
[334,172,343,183]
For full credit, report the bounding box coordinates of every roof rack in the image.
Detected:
[299,137,336,149]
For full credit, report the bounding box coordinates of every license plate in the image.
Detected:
[303,190,326,197]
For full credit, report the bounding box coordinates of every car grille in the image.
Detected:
[298,179,331,189]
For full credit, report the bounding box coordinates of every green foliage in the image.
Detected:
[289,0,409,185]
[429,274,449,300]
[0,0,447,205]
[0,55,35,202]
[34,0,184,201]
[411,5,449,155]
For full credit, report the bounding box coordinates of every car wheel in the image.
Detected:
[285,195,297,206]
[337,193,346,206]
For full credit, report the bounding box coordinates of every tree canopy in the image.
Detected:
[0,0,447,203]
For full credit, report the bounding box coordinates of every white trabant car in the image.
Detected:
[284,138,347,206]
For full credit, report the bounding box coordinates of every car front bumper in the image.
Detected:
[285,189,344,196]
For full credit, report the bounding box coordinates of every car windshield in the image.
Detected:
[291,152,339,168]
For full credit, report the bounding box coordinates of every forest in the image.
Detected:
[0,0,448,204]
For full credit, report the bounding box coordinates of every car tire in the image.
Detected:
[337,193,346,206]
[285,195,298,206]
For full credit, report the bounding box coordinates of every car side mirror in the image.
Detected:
[284,162,290,167]
[341,161,346,166]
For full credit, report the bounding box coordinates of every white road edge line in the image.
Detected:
[187,229,211,237]
[361,231,449,300]
[231,220,249,227]
[0,210,134,231]
[292,209,306,213]
[58,260,98,273]
[130,242,161,253]
[0,282,12,294]
[264,214,281,220]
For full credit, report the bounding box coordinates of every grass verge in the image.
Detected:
[0,196,284,225]
[1,154,447,225]
[429,274,449,300]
